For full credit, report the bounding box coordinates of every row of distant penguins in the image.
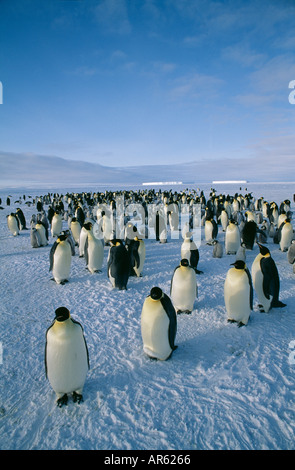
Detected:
[5,189,295,407]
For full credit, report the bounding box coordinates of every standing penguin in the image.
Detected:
[70,217,82,247]
[107,239,130,290]
[141,287,177,360]
[45,307,89,407]
[205,216,218,244]
[225,220,240,255]
[83,222,104,273]
[212,239,223,258]
[35,221,49,246]
[287,240,295,273]
[279,219,293,252]
[241,220,260,250]
[224,260,253,326]
[128,236,146,277]
[49,233,73,284]
[30,226,42,248]
[7,213,20,236]
[51,211,63,238]
[16,208,28,230]
[251,243,286,312]
[170,259,197,314]
[181,232,202,273]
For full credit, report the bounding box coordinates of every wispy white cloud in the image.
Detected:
[168,72,224,102]
[93,0,131,35]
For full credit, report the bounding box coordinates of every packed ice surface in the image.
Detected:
[0,182,294,450]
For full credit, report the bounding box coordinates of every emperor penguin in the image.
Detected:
[70,217,82,247]
[45,307,89,407]
[107,239,130,290]
[83,222,104,273]
[225,220,240,255]
[181,232,202,273]
[51,211,63,238]
[279,219,293,252]
[49,233,73,285]
[79,225,88,257]
[170,259,197,314]
[212,239,223,258]
[35,221,49,246]
[30,226,42,248]
[241,220,259,250]
[16,208,28,230]
[287,240,295,273]
[205,216,218,244]
[7,213,20,236]
[251,243,287,312]
[141,287,177,360]
[220,209,229,232]
[128,236,146,277]
[224,260,253,326]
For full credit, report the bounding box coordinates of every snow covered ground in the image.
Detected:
[0,182,294,451]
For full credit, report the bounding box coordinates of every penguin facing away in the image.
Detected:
[45,307,89,407]
[107,239,130,290]
[224,260,253,327]
[251,243,287,313]
[170,259,197,314]
[141,287,177,360]
[49,233,73,285]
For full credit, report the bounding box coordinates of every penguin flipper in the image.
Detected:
[160,294,177,351]
[49,242,58,271]
[245,267,254,310]
[84,237,89,266]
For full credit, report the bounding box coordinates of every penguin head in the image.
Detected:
[180,259,189,267]
[231,260,246,270]
[150,287,163,301]
[257,243,270,256]
[83,222,93,231]
[58,233,68,242]
[55,307,70,322]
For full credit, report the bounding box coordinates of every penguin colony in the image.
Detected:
[4,188,294,406]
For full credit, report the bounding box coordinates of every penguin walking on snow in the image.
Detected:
[141,287,177,360]
[49,233,74,284]
[251,243,286,312]
[170,259,197,314]
[107,239,130,290]
[224,260,253,326]
[45,307,89,407]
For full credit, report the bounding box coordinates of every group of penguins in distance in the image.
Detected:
[5,188,295,407]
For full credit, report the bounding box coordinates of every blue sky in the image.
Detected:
[0,0,295,168]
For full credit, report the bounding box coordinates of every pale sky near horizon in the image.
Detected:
[0,0,295,168]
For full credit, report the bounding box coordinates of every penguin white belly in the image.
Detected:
[251,255,272,312]
[51,216,63,237]
[87,237,103,273]
[141,298,172,361]
[53,242,71,284]
[225,226,240,254]
[46,322,88,396]
[181,241,190,261]
[71,223,81,245]
[205,221,213,242]
[7,216,19,236]
[36,224,48,246]
[134,242,146,277]
[79,227,88,256]
[224,269,250,325]
[171,269,196,312]
[280,225,293,252]
[221,212,228,231]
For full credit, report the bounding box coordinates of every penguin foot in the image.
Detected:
[237,322,246,328]
[195,269,203,274]
[227,319,236,324]
[56,394,68,407]
[60,280,69,285]
[258,304,266,312]
[72,392,83,404]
